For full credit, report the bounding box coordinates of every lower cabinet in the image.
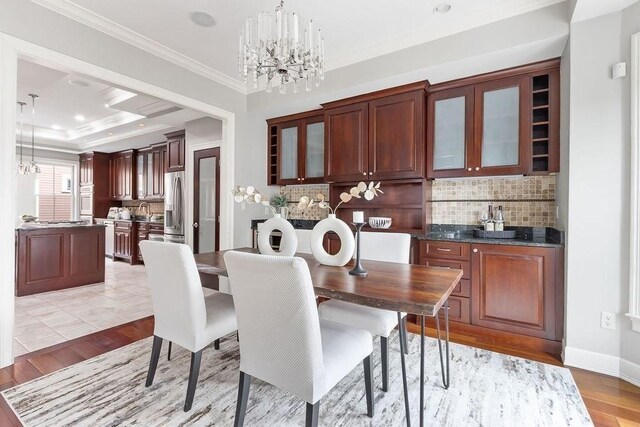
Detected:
[113,221,138,264]
[416,240,564,350]
[137,223,149,261]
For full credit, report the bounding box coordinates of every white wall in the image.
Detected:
[563,8,640,385]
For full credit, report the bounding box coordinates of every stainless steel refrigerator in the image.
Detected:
[164,171,185,244]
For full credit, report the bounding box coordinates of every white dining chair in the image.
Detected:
[224,251,374,427]
[318,231,411,392]
[139,240,238,412]
[295,229,313,254]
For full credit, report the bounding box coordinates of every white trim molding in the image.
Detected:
[629,31,640,333]
[564,346,640,388]
[29,0,247,94]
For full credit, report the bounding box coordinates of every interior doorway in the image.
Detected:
[193,148,220,254]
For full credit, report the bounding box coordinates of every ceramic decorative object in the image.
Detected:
[257,213,298,256]
[368,217,392,229]
[310,214,355,266]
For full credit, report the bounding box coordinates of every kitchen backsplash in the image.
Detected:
[431,176,556,227]
[121,201,164,215]
[278,175,556,227]
[278,184,330,220]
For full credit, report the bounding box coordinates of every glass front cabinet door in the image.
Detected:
[274,112,325,185]
[277,122,299,185]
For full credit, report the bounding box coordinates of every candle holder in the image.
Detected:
[349,222,368,277]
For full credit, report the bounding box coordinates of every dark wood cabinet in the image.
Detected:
[471,243,563,341]
[166,130,185,172]
[113,221,137,264]
[136,143,167,200]
[79,154,93,185]
[109,150,136,201]
[323,82,427,182]
[78,152,111,220]
[267,110,325,185]
[427,59,560,178]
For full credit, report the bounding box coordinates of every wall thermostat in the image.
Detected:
[612,62,627,79]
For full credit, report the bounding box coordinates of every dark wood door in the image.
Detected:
[152,145,166,198]
[324,102,369,182]
[427,86,475,178]
[166,132,185,172]
[79,154,93,185]
[471,243,558,339]
[193,148,221,254]
[368,90,425,180]
[473,76,531,176]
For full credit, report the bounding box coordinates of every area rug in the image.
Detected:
[2,333,592,426]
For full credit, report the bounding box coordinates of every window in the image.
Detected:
[629,31,640,332]
[35,164,73,221]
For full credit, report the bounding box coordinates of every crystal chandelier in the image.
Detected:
[27,94,41,174]
[238,0,325,94]
[16,101,28,175]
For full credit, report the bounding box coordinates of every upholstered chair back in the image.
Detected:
[357,232,411,264]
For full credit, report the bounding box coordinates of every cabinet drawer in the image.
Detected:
[138,223,149,232]
[451,279,471,297]
[420,258,470,280]
[437,296,470,324]
[420,241,470,260]
[149,224,164,232]
[114,222,132,230]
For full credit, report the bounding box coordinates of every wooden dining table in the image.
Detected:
[194,248,463,427]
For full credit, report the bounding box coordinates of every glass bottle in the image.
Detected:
[485,205,495,231]
[495,205,505,231]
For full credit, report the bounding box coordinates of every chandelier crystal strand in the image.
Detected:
[239,0,324,93]
[28,94,41,174]
[16,102,27,175]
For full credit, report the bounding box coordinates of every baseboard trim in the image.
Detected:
[564,346,640,386]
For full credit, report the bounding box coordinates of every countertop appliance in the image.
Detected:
[164,171,185,244]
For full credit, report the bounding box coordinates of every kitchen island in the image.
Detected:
[15,223,105,296]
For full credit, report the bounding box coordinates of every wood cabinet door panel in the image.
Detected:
[369,91,424,179]
[25,234,65,282]
[324,102,369,182]
[167,135,185,172]
[471,244,556,339]
[69,231,102,276]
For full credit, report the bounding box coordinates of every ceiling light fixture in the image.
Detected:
[104,103,109,108]
[27,94,41,174]
[51,124,61,130]
[108,132,113,135]
[189,11,216,27]
[74,115,85,122]
[138,123,145,127]
[16,102,27,175]
[68,80,90,88]
[239,0,325,94]
[433,3,452,14]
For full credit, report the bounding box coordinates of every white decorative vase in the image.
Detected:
[258,213,297,256]
[310,214,355,267]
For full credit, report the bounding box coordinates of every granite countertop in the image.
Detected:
[95,217,164,225]
[412,224,564,248]
[17,222,105,230]
[251,219,319,230]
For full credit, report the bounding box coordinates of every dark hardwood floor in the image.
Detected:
[1,316,638,426]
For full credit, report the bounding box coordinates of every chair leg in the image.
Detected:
[184,350,203,412]
[145,335,163,387]
[401,315,409,355]
[167,342,172,361]
[234,371,252,427]
[306,402,320,427]
[214,338,220,350]
[363,355,374,417]
[380,337,389,392]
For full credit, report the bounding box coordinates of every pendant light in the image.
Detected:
[27,94,40,174]
[16,101,27,175]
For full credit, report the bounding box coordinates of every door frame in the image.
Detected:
[193,147,221,253]
[0,32,236,368]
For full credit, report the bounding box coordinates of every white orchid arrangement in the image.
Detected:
[298,181,383,215]
[231,186,278,215]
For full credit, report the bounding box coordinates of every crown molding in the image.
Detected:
[29,0,247,94]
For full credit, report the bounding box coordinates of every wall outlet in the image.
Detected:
[601,312,616,330]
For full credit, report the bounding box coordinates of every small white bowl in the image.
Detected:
[368,217,392,229]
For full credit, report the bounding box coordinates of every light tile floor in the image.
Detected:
[13,259,154,357]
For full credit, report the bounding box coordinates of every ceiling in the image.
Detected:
[16,59,209,153]
[33,0,567,93]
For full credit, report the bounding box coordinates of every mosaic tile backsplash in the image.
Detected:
[278,184,330,220]
[431,176,556,227]
[121,201,164,215]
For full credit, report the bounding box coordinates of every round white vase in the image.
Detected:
[310,214,355,267]
[257,213,297,256]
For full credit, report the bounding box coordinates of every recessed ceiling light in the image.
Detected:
[104,103,110,108]
[433,3,451,13]
[108,132,113,135]
[51,124,61,130]
[189,11,216,27]
[138,123,145,127]
[74,115,85,122]
[68,80,90,88]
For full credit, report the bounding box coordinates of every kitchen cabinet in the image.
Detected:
[471,243,563,341]
[136,143,166,200]
[78,152,111,220]
[166,130,185,172]
[135,222,163,263]
[427,59,560,178]
[323,82,427,182]
[414,239,564,354]
[113,221,137,264]
[79,153,93,185]
[267,110,324,185]
[109,150,136,201]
